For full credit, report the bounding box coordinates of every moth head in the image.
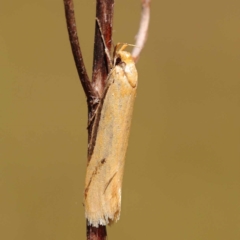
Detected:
[113,43,138,88]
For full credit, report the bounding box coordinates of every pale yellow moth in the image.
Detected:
[84,43,138,227]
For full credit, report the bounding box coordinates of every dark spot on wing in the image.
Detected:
[101,158,106,164]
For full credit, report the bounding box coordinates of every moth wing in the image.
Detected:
[85,65,137,227]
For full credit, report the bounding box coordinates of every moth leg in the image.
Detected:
[87,97,101,129]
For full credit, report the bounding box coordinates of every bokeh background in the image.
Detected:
[1,1,240,239]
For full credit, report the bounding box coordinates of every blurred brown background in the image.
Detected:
[1,1,240,239]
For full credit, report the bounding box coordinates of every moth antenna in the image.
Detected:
[113,43,136,65]
[96,18,113,70]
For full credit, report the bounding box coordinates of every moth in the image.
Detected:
[84,42,138,227]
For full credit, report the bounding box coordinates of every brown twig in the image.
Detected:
[88,1,114,240]
[132,0,151,62]
[63,0,97,100]
[87,224,107,240]
[92,0,114,97]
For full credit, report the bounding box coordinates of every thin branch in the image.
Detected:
[63,0,97,99]
[87,1,114,240]
[92,0,114,96]
[87,224,107,240]
[132,0,151,62]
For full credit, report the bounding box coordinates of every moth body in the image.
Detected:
[84,48,138,227]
